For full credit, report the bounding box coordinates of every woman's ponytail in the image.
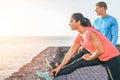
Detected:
[83,17,92,26]
[71,13,92,27]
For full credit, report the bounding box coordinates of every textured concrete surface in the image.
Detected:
[54,65,108,80]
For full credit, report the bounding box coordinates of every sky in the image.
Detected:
[0,0,120,37]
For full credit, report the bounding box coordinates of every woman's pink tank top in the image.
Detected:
[75,27,119,61]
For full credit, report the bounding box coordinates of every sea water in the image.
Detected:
[0,36,74,80]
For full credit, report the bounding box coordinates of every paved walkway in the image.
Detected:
[54,65,108,80]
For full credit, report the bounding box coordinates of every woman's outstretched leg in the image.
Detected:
[55,58,103,77]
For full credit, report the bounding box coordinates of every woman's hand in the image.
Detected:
[54,66,61,76]
[50,66,61,77]
[77,46,83,53]
[82,53,91,60]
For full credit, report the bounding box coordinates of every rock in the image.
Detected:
[5,46,70,80]
[5,45,120,80]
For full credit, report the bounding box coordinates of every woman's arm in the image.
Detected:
[83,32,104,60]
[52,41,80,75]
[58,42,80,68]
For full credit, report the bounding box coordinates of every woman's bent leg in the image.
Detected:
[52,48,90,68]
[66,48,90,65]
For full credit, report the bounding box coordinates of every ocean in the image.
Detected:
[0,36,74,80]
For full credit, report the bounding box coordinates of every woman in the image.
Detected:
[36,13,120,80]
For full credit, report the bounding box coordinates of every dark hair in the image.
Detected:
[96,1,107,10]
[71,13,92,27]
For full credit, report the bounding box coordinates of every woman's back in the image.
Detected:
[85,27,120,61]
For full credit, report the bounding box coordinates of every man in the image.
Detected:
[93,1,118,46]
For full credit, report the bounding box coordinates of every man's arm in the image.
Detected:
[111,18,118,46]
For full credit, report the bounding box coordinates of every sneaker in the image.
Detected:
[45,59,53,69]
[49,62,57,69]
[36,71,53,80]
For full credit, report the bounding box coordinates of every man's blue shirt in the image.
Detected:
[93,15,118,46]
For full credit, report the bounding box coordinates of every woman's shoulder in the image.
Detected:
[85,27,99,37]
